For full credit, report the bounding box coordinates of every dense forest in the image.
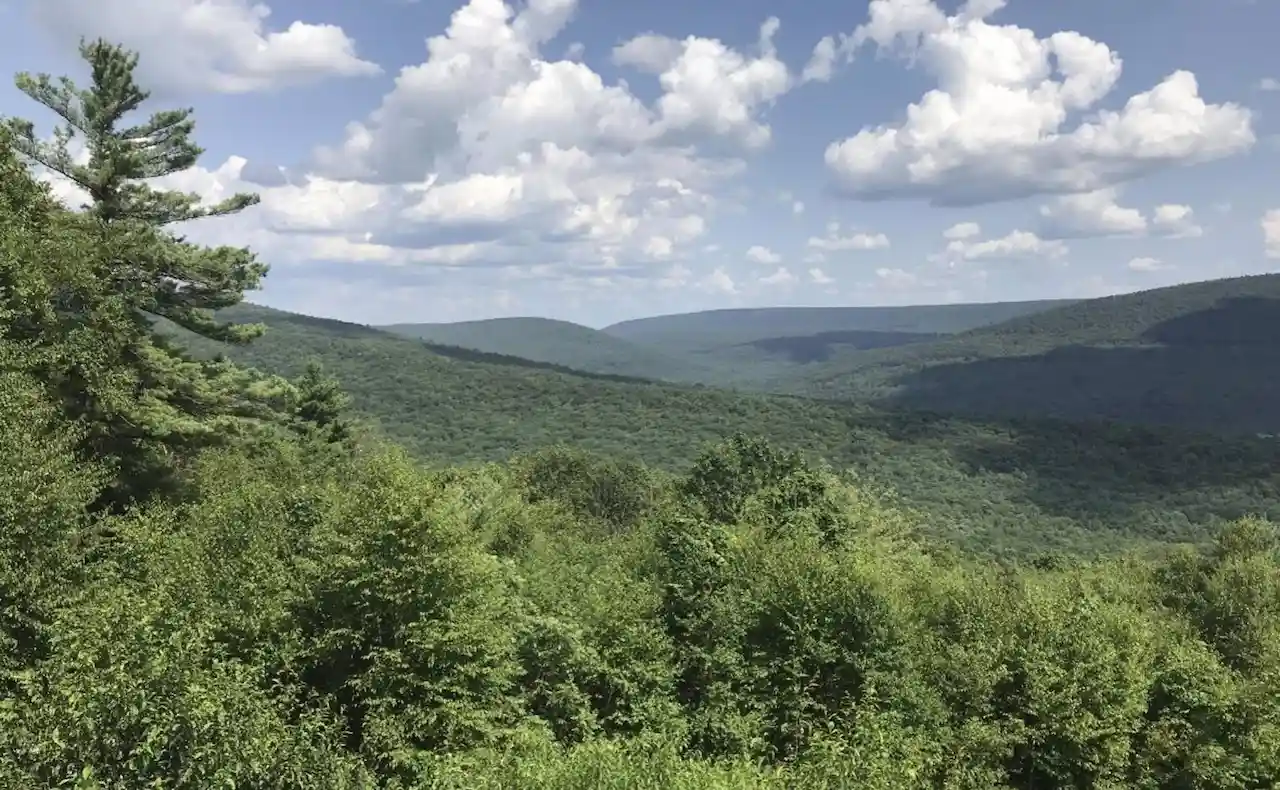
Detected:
[380,301,1074,389]
[380,278,1280,437]
[781,276,1280,435]
[3,41,1280,789]
[178,303,1280,560]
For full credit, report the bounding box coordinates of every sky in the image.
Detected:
[0,0,1278,327]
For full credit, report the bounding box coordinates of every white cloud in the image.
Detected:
[746,244,782,264]
[808,221,890,251]
[876,267,918,288]
[792,200,805,214]
[1263,209,1280,258]
[946,229,1067,261]
[1151,204,1203,238]
[942,221,981,240]
[759,266,796,285]
[821,0,1254,205]
[1259,77,1280,91]
[285,0,795,280]
[1038,188,1146,239]
[610,16,793,149]
[702,266,738,294]
[30,0,380,94]
[808,267,835,284]
[801,34,841,82]
[23,0,792,297]
[644,236,675,259]
[1127,256,1167,272]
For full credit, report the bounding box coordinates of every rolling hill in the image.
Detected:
[376,300,1074,389]
[781,273,1280,435]
[379,316,711,382]
[169,303,1280,559]
[602,300,1077,350]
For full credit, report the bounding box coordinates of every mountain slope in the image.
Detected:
[785,274,1280,435]
[380,316,709,382]
[602,300,1077,350]
[167,303,1280,559]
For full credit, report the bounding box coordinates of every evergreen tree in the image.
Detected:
[2,39,283,507]
[3,38,266,342]
[292,360,354,445]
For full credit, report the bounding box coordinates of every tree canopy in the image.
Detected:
[2,40,1279,789]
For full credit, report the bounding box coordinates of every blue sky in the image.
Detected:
[1,0,1277,327]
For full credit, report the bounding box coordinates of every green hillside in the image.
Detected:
[380,316,710,382]
[603,300,1077,349]
[10,41,1280,789]
[168,304,1280,559]
[784,274,1280,435]
[374,302,1073,392]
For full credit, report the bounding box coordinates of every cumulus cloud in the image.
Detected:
[807,221,890,251]
[746,245,782,264]
[1259,77,1280,91]
[1264,209,1280,258]
[820,0,1254,205]
[30,0,380,94]
[800,34,843,82]
[1037,188,1146,239]
[1127,256,1167,272]
[809,267,835,284]
[944,229,1067,261]
[759,266,796,285]
[286,0,797,278]
[1034,190,1206,240]
[25,0,798,304]
[942,221,981,240]
[1151,204,1203,238]
[876,267,918,288]
[703,266,738,294]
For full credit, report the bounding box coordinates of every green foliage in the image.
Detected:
[0,371,106,679]
[168,304,1280,560]
[383,316,712,383]
[6,37,1280,789]
[3,41,289,509]
[786,274,1280,436]
[386,276,1280,438]
[291,359,355,445]
[516,446,662,533]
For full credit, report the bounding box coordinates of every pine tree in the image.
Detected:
[292,360,354,445]
[3,38,266,343]
[2,39,285,508]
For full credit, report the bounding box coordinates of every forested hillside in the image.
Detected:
[380,316,712,382]
[378,281,1280,436]
[602,300,1075,348]
[3,40,1280,789]
[175,303,1280,559]
[783,275,1280,434]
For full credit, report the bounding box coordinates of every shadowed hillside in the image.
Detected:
[381,316,711,382]
[786,274,1280,435]
[743,329,942,363]
[603,299,1076,350]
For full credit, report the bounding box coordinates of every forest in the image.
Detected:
[381,277,1280,437]
[2,40,1279,789]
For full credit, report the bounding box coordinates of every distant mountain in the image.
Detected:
[740,330,944,364]
[784,274,1280,435]
[595,300,1074,390]
[379,316,710,382]
[602,300,1076,350]
[163,303,1280,559]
